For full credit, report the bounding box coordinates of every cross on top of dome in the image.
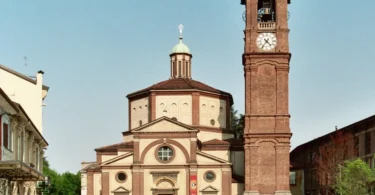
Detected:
[178,24,184,37]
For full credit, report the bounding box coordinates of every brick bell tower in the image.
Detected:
[241,0,292,194]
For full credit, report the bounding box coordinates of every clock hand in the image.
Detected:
[261,41,267,49]
[264,38,272,46]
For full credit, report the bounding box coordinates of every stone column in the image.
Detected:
[28,135,35,166]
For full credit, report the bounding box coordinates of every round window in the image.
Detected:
[204,171,216,182]
[116,172,127,183]
[157,146,174,162]
[210,119,215,126]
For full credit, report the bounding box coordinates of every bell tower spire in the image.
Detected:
[241,0,292,194]
[170,24,192,79]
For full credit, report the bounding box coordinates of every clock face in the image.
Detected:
[256,33,277,51]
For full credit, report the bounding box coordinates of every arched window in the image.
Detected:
[186,62,189,77]
[173,62,176,77]
[178,61,182,77]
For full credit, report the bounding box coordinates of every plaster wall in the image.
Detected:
[155,95,192,125]
[0,69,45,133]
[111,155,133,165]
[123,134,133,142]
[197,131,233,142]
[108,169,133,194]
[199,96,226,128]
[93,173,102,195]
[81,173,87,195]
[204,150,229,161]
[102,155,117,163]
[197,168,222,195]
[130,97,149,129]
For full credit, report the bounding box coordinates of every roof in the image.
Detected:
[290,114,375,158]
[95,141,134,152]
[171,37,191,55]
[127,78,233,102]
[0,64,49,91]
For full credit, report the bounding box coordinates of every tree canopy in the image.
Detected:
[336,158,375,195]
[43,158,81,195]
[230,106,244,138]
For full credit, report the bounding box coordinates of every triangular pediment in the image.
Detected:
[112,186,131,193]
[196,151,231,165]
[101,153,133,166]
[131,116,198,133]
[200,185,219,192]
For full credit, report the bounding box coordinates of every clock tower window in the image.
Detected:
[258,0,276,23]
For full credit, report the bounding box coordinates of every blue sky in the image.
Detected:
[1,0,374,173]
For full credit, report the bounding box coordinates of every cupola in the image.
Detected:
[170,24,192,79]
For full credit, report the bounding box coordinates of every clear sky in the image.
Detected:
[1,0,374,173]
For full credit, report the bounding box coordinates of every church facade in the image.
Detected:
[81,0,293,194]
[81,32,245,195]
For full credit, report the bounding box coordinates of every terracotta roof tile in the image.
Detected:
[95,141,133,152]
[126,78,232,99]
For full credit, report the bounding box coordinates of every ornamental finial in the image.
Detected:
[178,24,184,37]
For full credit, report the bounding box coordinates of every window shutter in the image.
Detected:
[3,124,8,149]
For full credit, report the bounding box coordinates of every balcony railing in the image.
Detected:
[258,22,276,30]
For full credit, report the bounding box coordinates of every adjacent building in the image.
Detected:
[0,65,49,195]
[290,115,375,195]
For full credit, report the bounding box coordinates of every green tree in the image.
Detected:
[230,106,244,138]
[43,158,81,195]
[336,158,375,195]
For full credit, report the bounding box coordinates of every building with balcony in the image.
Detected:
[0,65,49,195]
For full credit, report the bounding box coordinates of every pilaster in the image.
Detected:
[102,172,109,195]
[87,172,94,195]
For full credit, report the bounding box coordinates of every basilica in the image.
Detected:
[80,31,245,195]
[81,0,293,194]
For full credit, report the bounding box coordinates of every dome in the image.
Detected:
[171,37,191,55]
